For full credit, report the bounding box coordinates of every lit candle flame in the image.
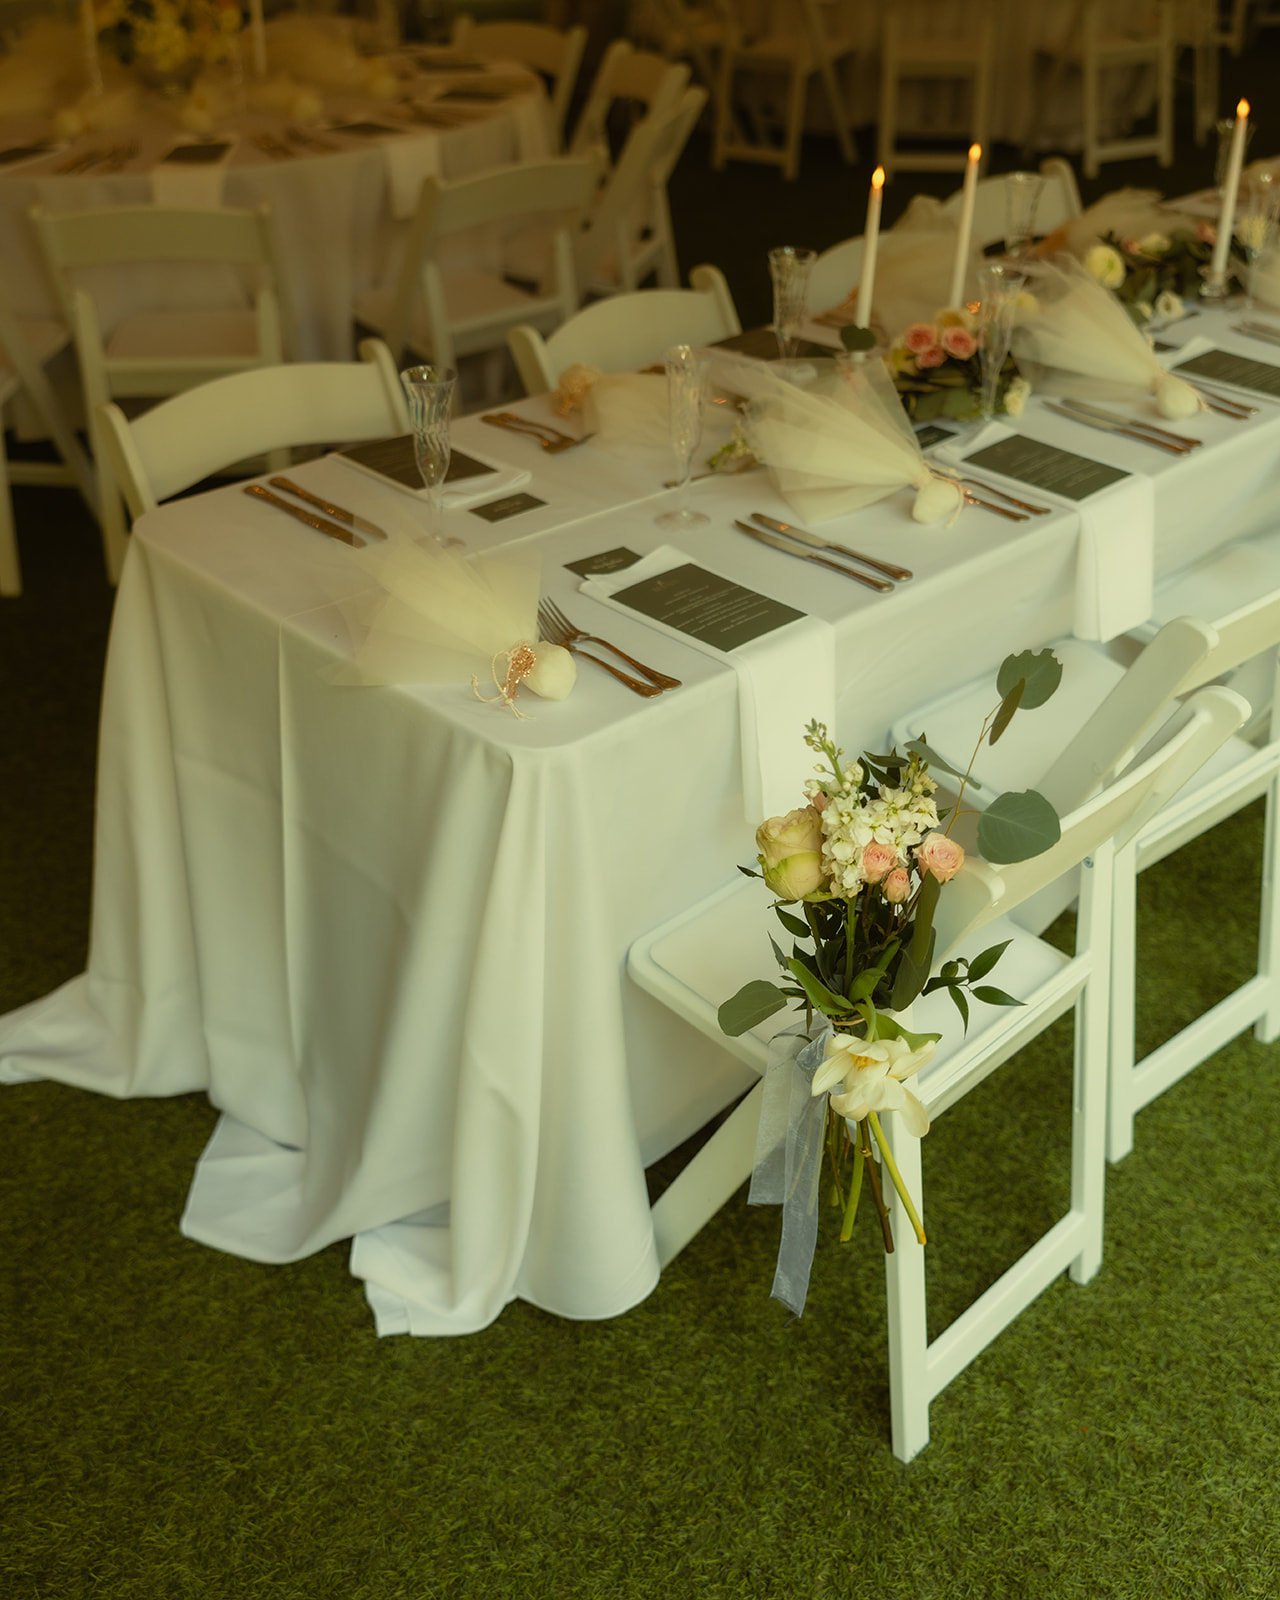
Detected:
[969,143,981,162]
[872,166,885,189]
[1238,99,1250,118]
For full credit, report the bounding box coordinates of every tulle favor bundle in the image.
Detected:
[1010,255,1201,419]
[331,534,574,713]
[714,354,963,526]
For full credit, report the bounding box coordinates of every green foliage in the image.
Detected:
[839,324,877,352]
[978,789,1061,863]
[717,979,788,1037]
[996,648,1063,710]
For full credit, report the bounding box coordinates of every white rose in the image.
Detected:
[1137,231,1172,257]
[1002,376,1031,417]
[1154,289,1184,321]
[1083,244,1127,290]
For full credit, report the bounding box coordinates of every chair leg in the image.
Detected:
[1253,773,1280,1043]
[1082,51,1100,180]
[816,50,856,166]
[783,65,807,181]
[1106,838,1139,1163]
[1156,37,1174,167]
[0,442,20,596]
[712,51,733,169]
[1071,847,1112,1285]
[881,1114,930,1463]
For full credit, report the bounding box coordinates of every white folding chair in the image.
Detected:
[711,0,856,182]
[937,158,1083,251]
[878,0,994,178]
[508,263,739,395]
[806,235,866,320]
[508,88,708,300]
[628,0,726,97]
[450,17,587,149]
[31,201,287,584]
[352,158,597,387]
[627,686,1246,1460]
[1180,0,1249,145]
[95,339,408,524]
[0,280,96,596]
[568,39,691,175]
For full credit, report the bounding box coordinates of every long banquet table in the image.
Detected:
[4,308,1280,1335]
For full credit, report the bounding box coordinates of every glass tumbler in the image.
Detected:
[769,246,817,360]
[401,363,457,545]
[657,344,711,530]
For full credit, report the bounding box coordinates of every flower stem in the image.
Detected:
[839,1114,865,1242]
[860,1119,894,1252]
[868,1111,927,1246]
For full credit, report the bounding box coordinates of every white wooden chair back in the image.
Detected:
[96,340,408,520]
[806,235,865,316]
[450,17,587,147]
[569,39,691,167]
[939,162,1083,250]
[508,263,740,394]
[575,86,707,293]
[380,158,597,372]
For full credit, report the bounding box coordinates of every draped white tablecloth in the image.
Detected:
[0,65,549,361]
[3,308,1280,1333]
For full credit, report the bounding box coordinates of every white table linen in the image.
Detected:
[4,308,1280,1333]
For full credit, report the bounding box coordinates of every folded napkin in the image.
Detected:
[334,444,532,511]
[383,131,441,221]
[1012,255,1201,420]
[713,353,962,526]
[581,545,835,818]
[935,422,1155,641]
[150,145,233,209]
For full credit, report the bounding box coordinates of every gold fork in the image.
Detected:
[537,602,665,696]
[538,597,681,690]
[481,413,593,453]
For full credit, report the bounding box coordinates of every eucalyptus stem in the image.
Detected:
[868,1111,927,1246]
[860,1118,894,1252]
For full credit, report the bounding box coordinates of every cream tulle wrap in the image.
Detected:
[1011,255,1202,420]
[330,535,574,708]
[712,354,963,526]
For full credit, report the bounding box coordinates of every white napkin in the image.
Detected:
[383,131,441,221]
[150,147,232,208]
[936,422,1155,642]
[581,545,835,818]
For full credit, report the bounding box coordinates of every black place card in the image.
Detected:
[612,563,804,652]
[435,85,513,102]
[470,491,546,522]
[0,143,52,165]
[915,423,956,449]
[330,121,400,137]
[711,326,834,362]
[565,547,641,578]
[966,435,1129,501]
[162,141,231,164]
[1175,348,1280,398]
[337,435,496,490]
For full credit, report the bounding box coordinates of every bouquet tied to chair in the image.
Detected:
[719,652,1063,1311]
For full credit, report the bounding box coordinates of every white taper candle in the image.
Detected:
[948,143,981,308]
[1210,100,1250,289]
[855,166,885,330]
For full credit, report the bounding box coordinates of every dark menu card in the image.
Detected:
[965,435,1130,501]
[1175,348,1280,398]
[337,435,496,489]
[710,327,834,362]
[612,564,804,652]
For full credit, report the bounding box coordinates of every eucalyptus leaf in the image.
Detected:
[996,648,1061,710]
[977,789,1061,863]
[903,737,968,782]
[912,389,946,421]
[718,980,787,1037]
[942,386,979,419]
[840,324,876,353]
[988,678,1024,745]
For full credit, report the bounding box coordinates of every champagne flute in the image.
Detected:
[401,363,456,545]
[1239,169,1280,311]
[657,344,711,530]
[1004,172,1046,258]
[769,246,817,361]
[976,261,1027,423]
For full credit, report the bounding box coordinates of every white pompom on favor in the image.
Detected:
[522,640,576,701]
[912,476,964,525]
[1152,372,1201,420]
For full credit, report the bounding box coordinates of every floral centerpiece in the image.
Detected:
[1082,228,1243,326]
[882,307,1031,424]
[718,651,1062,1305]
[94,0,243,78]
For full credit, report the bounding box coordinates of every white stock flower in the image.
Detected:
[1153,289,1184,321]
[1003,375,1031,417]
[811,1033,934,1136]
[1083,244,1126,289]
[1236,213,1273,254]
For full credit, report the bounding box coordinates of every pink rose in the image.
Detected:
[1197,221,1216,244]
[860,840,898,884]
[915,345,947,369]
[883,867,912,904]
[916,832,965,883]
[1121,236,1141,256]
[902,322,940,354]
[939,326,977,360]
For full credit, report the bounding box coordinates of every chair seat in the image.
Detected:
[105,309,261,363]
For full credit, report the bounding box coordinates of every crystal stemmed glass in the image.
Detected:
[976,261,1027,423]
[769,246,817,360]
[1004,172,1046,258]
[1239,170,1280,311]
[657,344,711,530]
[401,363,456,544]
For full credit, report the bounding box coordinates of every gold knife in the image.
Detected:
[749,512,912,581]
[733,521,892,592]
[244,484,365,546]
[268,476,388,540]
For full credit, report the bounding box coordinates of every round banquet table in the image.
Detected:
[0,55,551,362]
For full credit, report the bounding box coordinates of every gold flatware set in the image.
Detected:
[537,598,679,697]
[480,413,594,452]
